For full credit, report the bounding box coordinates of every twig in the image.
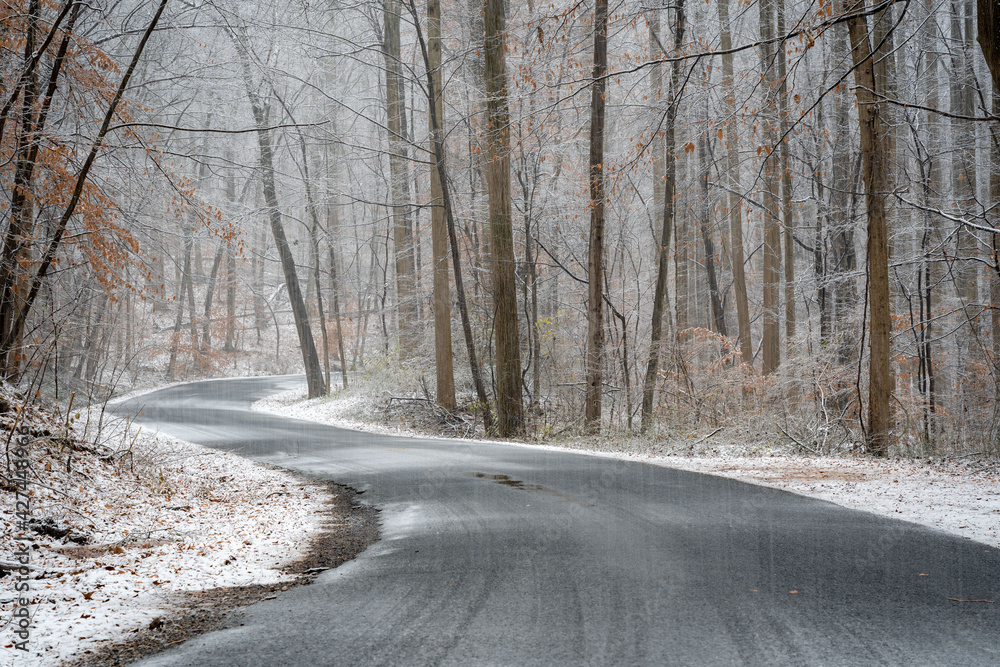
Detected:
[947,597,995,604]
[692,427,724,446]
[777,426,819,455]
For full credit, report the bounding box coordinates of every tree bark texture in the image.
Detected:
[383,0,418,356]
[846,0,893,456]
[979,0,1000,90]
[427,0,456,409]
[408,0,494,431]
[717,0,753,367]
[760,0,782,374]
[484,0,524,436]
[585,0,609,433]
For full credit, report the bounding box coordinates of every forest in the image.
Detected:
[2,0,1000,457]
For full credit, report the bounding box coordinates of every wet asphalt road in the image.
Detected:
[120,376,1000,666]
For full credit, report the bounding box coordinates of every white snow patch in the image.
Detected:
[2,418,330,665]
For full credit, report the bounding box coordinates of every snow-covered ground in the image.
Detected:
[2,416,330,665]
[254,388,1000,550]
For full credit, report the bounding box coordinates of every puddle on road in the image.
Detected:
[470,472,536,490]
[467,472,592,506]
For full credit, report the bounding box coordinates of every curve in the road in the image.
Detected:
[117,377,999,666]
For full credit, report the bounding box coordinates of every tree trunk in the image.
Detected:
[777,0,795,353]
[846,0,893,456]
[978,0,1000,90]
[484,0,524,436]
[230,26,325,398]
[0,0,39,380]
[202,241,225,349]
[408,0,493,430]
[716,0,752,366]
[918,5,942,440]
[641,0,685,432]
[831,23,859,368]
[167,220,194,381]
[383,0,418,356]
[760,0,782,374]
[952,0,979,331]
[649,9,666,257]
[224,243,237,352]
[699,134,726,337]
[426,0,456,409]
[329,242,349,390]
[990,82,1000,400]
[585,0,609,433]
[0,1,79,380]
[0,0,165,367]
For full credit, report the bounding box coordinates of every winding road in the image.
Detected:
[119,376,999,666]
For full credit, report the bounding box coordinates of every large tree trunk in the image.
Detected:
[585,0,609,433]
[408,0,493,431]
[426,0,456,409]
[230,27,325,398]
[484,0,524,436]
[979,0,1000,89]
[383,0,418,356]
[641,0,685,432]
[716,0,752,366]
[846,0,893,456]
[759,0,782,375]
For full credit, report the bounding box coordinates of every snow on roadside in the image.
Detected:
[254,388,1000,550]
[2,414,330,666]
[642,454,1000,548]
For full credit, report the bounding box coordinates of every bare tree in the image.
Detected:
[585,0,609,432]
[229,23,325,398]
[760,0,782,374]
[484,0,523,436]
[846,0,893,455]
[383,0,418,356]
[641,0,685,432]
[427,0,455,409]
[716,0,752,366]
